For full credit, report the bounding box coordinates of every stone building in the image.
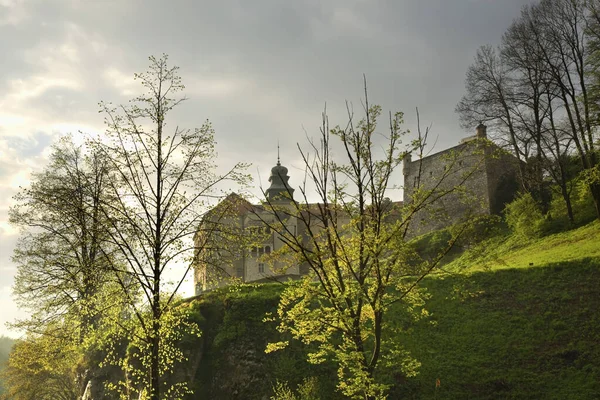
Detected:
[193,157,305,294]
[403,124,521,237]
[193,124,521,293]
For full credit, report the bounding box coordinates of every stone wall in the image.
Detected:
[402,133,520,238]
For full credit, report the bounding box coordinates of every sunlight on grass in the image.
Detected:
[444,221,600,273]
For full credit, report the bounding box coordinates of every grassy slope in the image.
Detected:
[190,222,600,399]
[393,221,600,399]
[445,221,600,272]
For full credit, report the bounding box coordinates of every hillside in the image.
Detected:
[186,221,600,399]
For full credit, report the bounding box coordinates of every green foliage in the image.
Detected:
[505,192,546,239]
[571,176,599,224]
[504,179,597,240]
[0,336,15,396]
[270,377,321,400]
[99,301,201,400]
[1,327,80,400]
[185,221,600,399]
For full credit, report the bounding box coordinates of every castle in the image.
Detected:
[193,156,307,294]
[193,124,520,294]
[403,123,520,237]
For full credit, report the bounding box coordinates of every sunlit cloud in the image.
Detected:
[186,77,251,99]
[103,67,137,96]
[0,0,28,26]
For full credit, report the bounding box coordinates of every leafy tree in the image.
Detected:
[263,90,474,399]
[7,135,122,397]
[10,136,116,332]
[95,54,247,400]
[0,336,15,396]
[1,328,79,400]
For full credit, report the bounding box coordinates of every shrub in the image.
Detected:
[504,193,545,239]
[572,177,597,225]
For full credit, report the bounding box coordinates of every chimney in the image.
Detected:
[476,123,487,139]
[402,152,412,175]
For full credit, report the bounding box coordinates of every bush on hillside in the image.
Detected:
[572,177,598,224]
[506,177,597,240]
[505,193,546,239]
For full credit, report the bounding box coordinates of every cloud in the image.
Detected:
[0,0,28,26]
[0,0,537,335]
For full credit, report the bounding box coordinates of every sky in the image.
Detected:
[0,0,535,338]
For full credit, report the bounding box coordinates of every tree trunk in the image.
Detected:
[150,312,160,400]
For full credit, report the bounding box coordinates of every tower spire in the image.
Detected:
[266,143,294,202]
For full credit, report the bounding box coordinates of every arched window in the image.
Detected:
[265,245,271,254]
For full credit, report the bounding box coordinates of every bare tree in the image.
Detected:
[456,45,529,190]
[457,0,600,221]
[530,0,600,217]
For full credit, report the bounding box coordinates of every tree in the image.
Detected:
[95,54,247,400]
[10,136,116,333]
[457,0,600,221]
[456,45,528,188]
[7,135,122,398]
[1,327,79,400]
[0,336,15,397]
[263,90,475,399]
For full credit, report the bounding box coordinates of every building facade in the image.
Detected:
[193,159,304,294]
[193,124,521,293]
[403,124,520,236]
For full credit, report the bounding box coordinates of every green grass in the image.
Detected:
[444,220,600,273]
[393,258,600,399]
[391,221,600,399]
[185,221,600,399]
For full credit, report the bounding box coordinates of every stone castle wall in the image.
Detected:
[402,129,520,237]
[194,126,522,292]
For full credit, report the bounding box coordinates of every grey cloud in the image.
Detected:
[2,131,54,158]
[0,0,538,314]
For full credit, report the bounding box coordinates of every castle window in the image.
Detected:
[251,247,258,256]
[258,263,265,273]
[259,247,264,256]
[265,245,271,254]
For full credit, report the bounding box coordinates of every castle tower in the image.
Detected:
[265,147,295,202]
[476,123,487,139]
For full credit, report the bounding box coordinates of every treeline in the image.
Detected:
[0,336,15,396]
[457,0,600,225]
[1,55,247,400]
[3,1,600,399]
